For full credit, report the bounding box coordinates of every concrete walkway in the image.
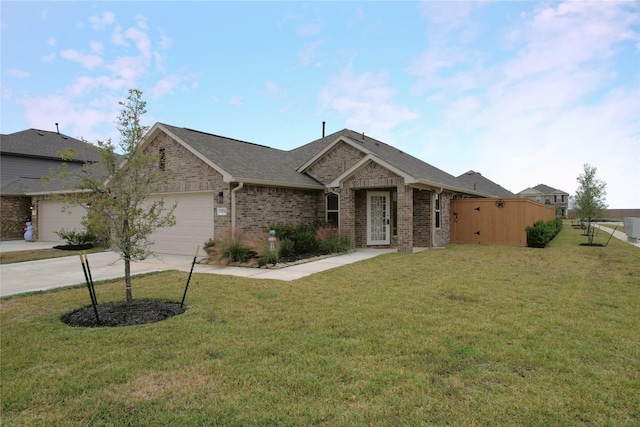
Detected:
[0,243,396,297]
[593,222,640,248]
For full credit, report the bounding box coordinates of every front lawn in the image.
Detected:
[1,225,638,425]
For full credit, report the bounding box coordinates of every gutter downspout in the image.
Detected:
[432,187,443,247]
[231,182,244,239]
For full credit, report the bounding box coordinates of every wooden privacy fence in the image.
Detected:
[450,198,556,246]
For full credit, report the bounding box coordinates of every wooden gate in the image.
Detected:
[450,198,555,246]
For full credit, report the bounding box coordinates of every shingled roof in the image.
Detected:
[457,170,516,198]
[291,129,486,194]
[0,129,101,163]
[155,124,324,188]
[151,124,493,195]
[532,184,568,195]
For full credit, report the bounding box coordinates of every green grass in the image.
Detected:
[1,225,639,426]
[0,245,107,264]
[598,222,627,234]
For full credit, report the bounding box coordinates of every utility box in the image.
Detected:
[623,217,640,243]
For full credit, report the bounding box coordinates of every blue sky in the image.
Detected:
[2,1,638,208]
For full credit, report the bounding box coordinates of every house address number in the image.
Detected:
[217,207,227,216]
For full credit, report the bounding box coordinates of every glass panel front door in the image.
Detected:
[367,191,390,245]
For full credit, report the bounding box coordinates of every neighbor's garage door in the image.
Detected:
[38,200,85,242]
[147,192,214,256]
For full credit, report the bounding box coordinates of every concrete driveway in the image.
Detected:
[0,241,396,297]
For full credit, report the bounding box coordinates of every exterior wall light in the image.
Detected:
[217,191,224,203]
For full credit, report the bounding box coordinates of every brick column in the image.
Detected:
[397,184,413,253]
[339,188,356,249]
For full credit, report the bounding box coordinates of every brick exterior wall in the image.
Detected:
[0,196,31,240]
[434,193,452,246]
[305,141,365,184]
[339,161,409,250]
[413,189,431,247]
[235,185,321,234]
[144,131,231,240]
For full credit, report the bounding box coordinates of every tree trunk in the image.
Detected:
[125,257,132,303]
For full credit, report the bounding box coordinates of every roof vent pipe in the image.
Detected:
[55,123,60,134]
[322,121,325,138]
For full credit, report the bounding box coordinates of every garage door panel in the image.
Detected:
[39,201,86,242]
[146,193,214,256]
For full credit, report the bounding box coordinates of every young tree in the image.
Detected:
[74,89,176,302]
[574,164,607,244]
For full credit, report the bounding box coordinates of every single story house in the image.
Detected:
[457,170,516,199]
[25,123,496,255]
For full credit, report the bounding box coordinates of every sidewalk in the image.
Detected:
[593,222,640,248]
[0,247,396,298]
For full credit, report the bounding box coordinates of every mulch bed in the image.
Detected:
[53,244,94,251]
[61,300,186,328]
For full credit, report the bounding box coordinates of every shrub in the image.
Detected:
[203,238,215,253]
[279,238,295,259]
[55,228,95,246]
[293,225,319,254]
[204,232,256,265]
[526,219,562,248]
[266,223,320,256]
[316,227,350,254]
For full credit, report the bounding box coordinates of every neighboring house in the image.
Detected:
[29,123,491,255]
[516,184,569,217]
[457,170,516,199]
[0,129,101,240]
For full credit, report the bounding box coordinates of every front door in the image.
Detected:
[367,191,390,245]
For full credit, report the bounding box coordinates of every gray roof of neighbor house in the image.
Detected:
[290,129,486,194]
[457,170,516,198]
[532,184,568,195]
[0,129,101,163]
[158,123,324,188]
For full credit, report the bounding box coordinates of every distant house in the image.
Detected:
[457,171,516,199]
[0,129,100,240]
[516,184,569,217]
[25,123,493,254]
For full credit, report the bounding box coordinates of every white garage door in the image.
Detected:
[38,200,86,242]
[147,192,214,256]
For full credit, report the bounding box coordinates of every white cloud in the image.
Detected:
[262,81,287,101]
[149,72,198,99]
[89,40,104,55]
[11,10,199,145]
[111,25,126,46]
[230,96,243,107]
[297,22,323,37]
[348,7,365,28]
[135,14,148,31]
[5,69,29,78]
[157,30,172,50]
[410,0,640,207]
[124,27,151,58]
[17,92,121,143]
[297,40,323,67]
[89,11,115,30]
[47,37,56,46]
[318,64,420,142]
[41,53,56,63]
[60,49,103,69]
